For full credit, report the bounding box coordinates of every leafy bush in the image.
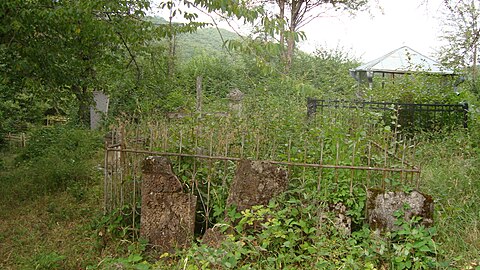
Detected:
[12,126,102,199]
[178,199,443,269]
[291,46,360,99]
[366,73,463,104]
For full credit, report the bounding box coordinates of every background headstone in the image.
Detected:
[90,91,109,130]
[227,89,244,117]
[367,189,434,232]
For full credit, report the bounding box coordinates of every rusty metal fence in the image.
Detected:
[103,119,421,233]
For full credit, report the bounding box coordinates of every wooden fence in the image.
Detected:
[3,133,27,147]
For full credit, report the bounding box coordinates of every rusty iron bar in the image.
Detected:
[302,140,308,187]
[205,132,214,230]
[369,140,418,170]
[287,137,292,178]
[106,148,421,174]
[222,138,229,189]
[350,142,356,195]
[335,141,339,189]
[107,143,122,148]
[317,139,324,192]
[401,138,407,184]
[132,149,137,241]
[103,142,109,214]
[367,142,372,186]
[382,134,388,190]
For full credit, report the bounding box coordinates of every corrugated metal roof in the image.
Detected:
[353,46,454,74]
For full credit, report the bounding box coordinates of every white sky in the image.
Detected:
[151,0,448,63]
[299,0,446,62]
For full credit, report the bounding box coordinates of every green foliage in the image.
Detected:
[0,126,102,203]
[178,53,242,97]
[350,204,443,270]
[176,27,240,61]
[417,130,480,266]
[366,73,461,103]
[1,1,479,269]
[389,212,440,269]
[438,0,480,74]
[180,193,443,269]
[93,204,141,243]
[180,181,367,269]
[88,240,150,270]
[291,46,361,99]
[1,0,155,125]
[352,223,441,269]
[31,252,67,270]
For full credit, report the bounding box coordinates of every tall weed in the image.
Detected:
[1,126,102,204]
[417,130,480,266]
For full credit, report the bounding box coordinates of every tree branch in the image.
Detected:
[105,13,142,86]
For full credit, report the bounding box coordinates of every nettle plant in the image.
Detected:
[352,205,442,270]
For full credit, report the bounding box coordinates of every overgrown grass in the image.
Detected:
[0,126,103,205]
[1,116,479,269]
[417,131,480,267]
[0,126,107,269]
[0,190,102,269]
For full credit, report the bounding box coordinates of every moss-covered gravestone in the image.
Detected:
[226,160,288,212]
[367,189,434,232]
[140,156,196,252]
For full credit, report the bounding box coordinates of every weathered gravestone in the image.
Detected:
[202,160,288,246]
[140,156,196,252]
[90,91,109,130]
[315,202,352,235]
[330,202,352,235]
[226,160,288,212]
[227,88,244,118]
[141,156,183,194]
[367,189,434,232]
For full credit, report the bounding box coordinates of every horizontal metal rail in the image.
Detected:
[106,147,421,174]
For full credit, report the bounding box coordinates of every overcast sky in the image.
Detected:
[151,0,448,63]
[299,0,446,62]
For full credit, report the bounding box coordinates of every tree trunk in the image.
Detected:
[277,0,286,61]
[73,85,91,127]
[167,6,176,77]
[285,32,295,72]
[285,0,302,72]
[168,34,176,77]
[473,0,478,94]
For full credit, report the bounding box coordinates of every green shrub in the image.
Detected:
[11,126,102,199]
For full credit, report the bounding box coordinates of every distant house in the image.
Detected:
[349,46,456,89]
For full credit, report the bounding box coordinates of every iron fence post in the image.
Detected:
[463,103,469,129]
[307,97,316,118]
